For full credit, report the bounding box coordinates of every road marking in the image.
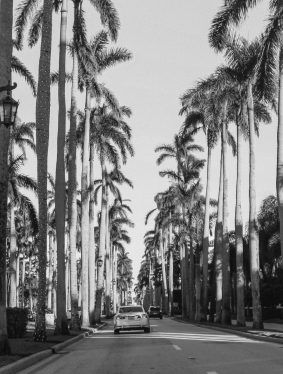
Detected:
[172,344,181,351]
[207,372,218,374]
[89,333,261,343]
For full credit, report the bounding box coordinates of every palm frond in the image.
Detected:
[28,6,43,48]
[90,0,120,42]
[209,0,259,51]
[11,56,37,96]
[15,0,39,49]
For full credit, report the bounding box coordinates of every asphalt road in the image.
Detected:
[20,318,283,374]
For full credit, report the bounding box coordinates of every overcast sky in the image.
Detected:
[14,0,275,280]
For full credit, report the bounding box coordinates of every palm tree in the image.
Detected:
[223,37,272,328]
[179,106,219,321]
[209,0,281,327]
[93,107,134,323]
[68,0,120,329]
[78,31,131,327]
[55,0,69,336]
[33,0,53,342]
[0,0,15,354]
[94,168,133,319]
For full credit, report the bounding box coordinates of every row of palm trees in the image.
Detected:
[136,0,282,330]
[0,0,135,352]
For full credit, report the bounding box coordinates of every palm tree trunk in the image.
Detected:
[81,88,91,328]
[52,238,57,317]
[113,246,118,313]
[9,199,17,307]
[34,0,53,342]
[168,223,174,317]
[247,82,263,329]
[94,161,107,323]
[68,10,80,330]
[201,145,212,321]
[195,244,201,322]
[235,119,245,326]
[21,259,26,308]
[0,0,13,354]
[222,122,231,325]
[47,232,53,310]
[184,239,190,318]
[160,229,168,314]
[180,244,187,318]
[215,148,223,323]
[105,187,111,318]
[89,143,96,325]
[55,0,69,336]
[16,254,20,307]
[277,42,283,259]
[188,235,195,320]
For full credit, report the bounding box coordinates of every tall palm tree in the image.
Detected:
[179,106,219,321]
[0,0,15,354]
[209,0,280,327]
[55,0,69,336]
[33,0,53,342]
[78,31,131,327]
[68,0,120,329]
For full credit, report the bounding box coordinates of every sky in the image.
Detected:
[13,0,275,281]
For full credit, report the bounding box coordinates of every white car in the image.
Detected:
[113,305,150,334]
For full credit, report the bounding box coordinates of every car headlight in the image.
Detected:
[141,313,147,318]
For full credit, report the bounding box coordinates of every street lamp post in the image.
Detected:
[0,81,19,127]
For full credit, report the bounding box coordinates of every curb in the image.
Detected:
[0,349,51,374]
[0,322,107,374]
[172,317,283,345]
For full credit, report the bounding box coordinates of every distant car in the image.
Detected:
[113,305,150,334]
[148,306,163,319]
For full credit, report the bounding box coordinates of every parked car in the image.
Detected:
[148,306,163,319]
[113,305,150,334]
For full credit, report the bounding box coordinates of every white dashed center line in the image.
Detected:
[172,344,181,351]
[207,372,218,374]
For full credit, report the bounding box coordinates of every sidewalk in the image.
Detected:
[0,320,106,374]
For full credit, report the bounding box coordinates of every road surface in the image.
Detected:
[20,318,283,374]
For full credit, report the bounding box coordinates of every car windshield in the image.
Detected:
[150,307,160,311]
[119,306,143,314]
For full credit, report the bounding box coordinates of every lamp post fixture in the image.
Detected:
[0,81,19,127]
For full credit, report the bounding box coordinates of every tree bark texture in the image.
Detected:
[188,235,195,320]
[0,0,13,354]
[277,38,283,259]
[221,122,231,325]
[235,120,245,326]
[47,232,53,310]
[201,146,212,321]
[34,0,53,342]
[68,29,80,330]
[247,82,263,329]
[81,89,91,328]
[8,198,17,307]
[168,223,174,316]
[94,162,107,323]
[160,229,168,314]
[105,187,111,318]
[55,0,69,336]
[215,147,223,323]
[89,143,96,325]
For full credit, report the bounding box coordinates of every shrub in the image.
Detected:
[7,307,28,338]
